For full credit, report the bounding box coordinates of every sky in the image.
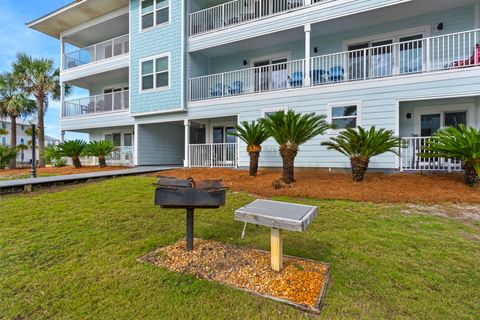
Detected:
[0,0,87,140]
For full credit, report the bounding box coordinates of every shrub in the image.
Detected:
[0,145,17,169]
[84,140,117,167]
[58,140,87,169]
[43,144,63,166]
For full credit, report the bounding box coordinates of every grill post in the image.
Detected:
[186,208,194,251]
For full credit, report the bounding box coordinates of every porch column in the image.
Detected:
[134,123,139,166]
[304,0,312,5]
[184,119,191,167]
[304,24,311,87]
[61,131,65,143]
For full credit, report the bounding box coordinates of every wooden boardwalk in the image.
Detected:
[0,166,176,195]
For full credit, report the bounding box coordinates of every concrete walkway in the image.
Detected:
[0,166,177,194]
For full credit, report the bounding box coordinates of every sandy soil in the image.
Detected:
[153,168,480,204]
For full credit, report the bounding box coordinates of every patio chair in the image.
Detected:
[210,83,224,97]
[311,69,326,85]
[448,44,480,68]
[288,71,303,87]
[227,81,243,95]
[87,101,95,114]
[328,66,344,82]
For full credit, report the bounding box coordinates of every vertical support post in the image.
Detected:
[304,24,311,87]
[186,208,194,251]
[61,131,65,143]
[184,119,190,167]
[30,124,36,179]
[270,228,283,272]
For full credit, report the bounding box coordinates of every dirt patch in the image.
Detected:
[151,168,480,204]
[401,204,480,222]
[0,166,129,178]
[140,238,329,312]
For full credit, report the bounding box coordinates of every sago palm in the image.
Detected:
[59,140,87,169]
[421,125,480,187]
[0,72,36,168]
[84,140,117,167]
[322,126,401,182]
[12,53,67,167]
[228,121,270,176]
[43,144,63,166]
[260,110,330,183]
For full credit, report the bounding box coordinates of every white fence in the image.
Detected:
[189,29,480,101]
[67,147,135,167]
[63,34,129,70]
[63,91,129,118]
[189,143,238,167]
[189,59,305,101]
[400,137,462,172]
[189,0,333,36]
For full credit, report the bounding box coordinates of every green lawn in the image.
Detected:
[0,173,57,181]
[1,177,479,319]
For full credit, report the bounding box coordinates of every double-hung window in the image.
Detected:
[329,103,360,130]
[141,54,169,91]
[141,0,169,30]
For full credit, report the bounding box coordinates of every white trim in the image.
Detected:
[342,25,431,51]
[131,107,185,117]
[476,0,480,29]
[61,54,130,82]
[326,100,362,134]
[139,0,171,33]
[134,123,139,166]
[413,104,474,136]
[138,52,171,94]
[261,106,288,118]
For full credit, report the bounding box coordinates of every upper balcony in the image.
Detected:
[63,34,129,70]
[189,0,330,36]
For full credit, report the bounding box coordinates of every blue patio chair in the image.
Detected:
[210,83,224,97]
[288,71,303,87]
[328,66,344,82]
[311,69,326,85]
[227,80,243,95]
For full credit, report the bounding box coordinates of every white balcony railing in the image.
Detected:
[62,90,129,118]
[189,59,304,101]
[189,0,330,36]
[189,143,238,167]
[63,34,129,70]
[189,29,480,101]
[400,137,462,172]
[69,147,135,167]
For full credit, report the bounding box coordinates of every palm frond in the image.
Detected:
[228,121,270,146]
[84,140,117,157]
[58,140,88,158]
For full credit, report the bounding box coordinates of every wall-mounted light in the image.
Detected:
[437,23,444,31]
[313,47,318,53]
[406,113,412,119]
[243,60,248,66]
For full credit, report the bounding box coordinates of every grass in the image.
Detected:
[1,176,479,319]
[0,173,57,181]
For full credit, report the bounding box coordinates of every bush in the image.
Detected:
[44,144,63,166]
[58,140,87,169]
[0,145,17,169]
[84,140,117,167]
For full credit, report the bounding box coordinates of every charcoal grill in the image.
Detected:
[153,176,227,250]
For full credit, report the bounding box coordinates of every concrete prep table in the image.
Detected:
[235,199,318,272]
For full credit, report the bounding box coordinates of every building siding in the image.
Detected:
[137,122,184,165]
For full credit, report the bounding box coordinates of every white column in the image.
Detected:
[61,131,65,143]
[475,0,480,29]
[305,0,312,5]
[184,119,191,167]
[304,24,311,87]
[134,123,139,166]
[60,36,65,118]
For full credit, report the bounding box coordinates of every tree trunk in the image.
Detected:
[36,95,46,167]
[279,145,298,184]
[463,161,478,187]
[10,116,17,169]
[99,156,107,168]
[248,152,259,176]
[72,156,82,169]
[350,157,370,182]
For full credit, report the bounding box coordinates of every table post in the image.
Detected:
[271,228,283,272]
[186,208,194,251]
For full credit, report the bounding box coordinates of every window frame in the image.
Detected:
[139,52,171,93]
[261,106,288,118]
[140,0,171,32]
[327,101,362,133]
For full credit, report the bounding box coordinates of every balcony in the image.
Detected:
[189,29,480,101]
[62,90,129,118]
[63,34,129,70]
[189,143,238,168]
[189,0,331,36]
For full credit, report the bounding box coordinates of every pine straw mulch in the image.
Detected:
[152,168,480,204]
[139,238,330,313]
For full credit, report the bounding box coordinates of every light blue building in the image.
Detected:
[28,0,480,171]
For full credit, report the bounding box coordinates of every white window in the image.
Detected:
[328,102,361,130]
[141,0,169,30]
[140,54,170,92]
[261,107,287,118]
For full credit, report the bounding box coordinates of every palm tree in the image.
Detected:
[43,144,62,166]
[260,110,330,183]
[228,121,270,176]
[58,140,87,169]
[421,125,480,187]
[0,145,17,169]
[322,126,401,182]
[84,140,117,167]
[0,72,36,168]
[12,53,66,168]
[16,143,29,165]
